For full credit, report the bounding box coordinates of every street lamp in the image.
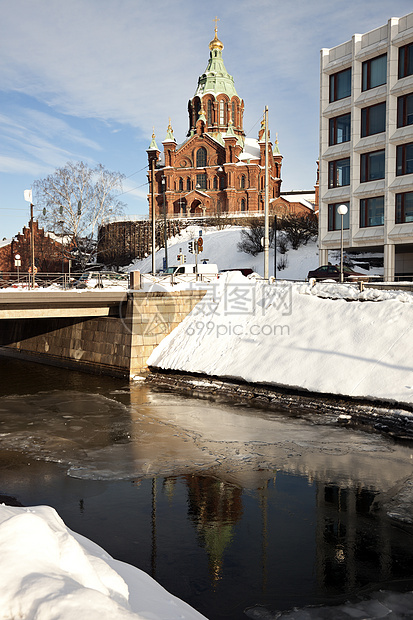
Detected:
[337,204,348,283]
[162,177,168,271]
[14,254,21,283]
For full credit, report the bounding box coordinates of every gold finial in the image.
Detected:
[209,16,223,51]
[275,132,279,144]
[168,117,172,131]
[152,126,155,139]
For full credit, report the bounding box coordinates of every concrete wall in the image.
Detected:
[0,290,206,378]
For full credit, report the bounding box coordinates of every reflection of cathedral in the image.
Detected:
[185,475,243,583]
[147,24,282,219]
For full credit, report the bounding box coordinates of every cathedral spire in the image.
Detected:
[194,22,238,99]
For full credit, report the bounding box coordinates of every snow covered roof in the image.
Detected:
[0,238,11,248]
[238,137,260,162]
[279,194,316,210]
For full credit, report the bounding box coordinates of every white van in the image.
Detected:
[160,263,218,281]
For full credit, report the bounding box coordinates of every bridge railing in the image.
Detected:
[0,272,128,290]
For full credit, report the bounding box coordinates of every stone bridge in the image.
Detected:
[0,290,205,378]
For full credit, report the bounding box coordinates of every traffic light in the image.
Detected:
[177,254,181,262]
[197,237,203,253]
[188,241,194,253]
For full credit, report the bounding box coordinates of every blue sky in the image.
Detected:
[1,0,412,239]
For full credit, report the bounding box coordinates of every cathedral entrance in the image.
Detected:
[189,200,205,217]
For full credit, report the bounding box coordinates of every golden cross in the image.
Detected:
[213,15,219,32]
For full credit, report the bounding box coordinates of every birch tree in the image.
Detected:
[34,161,125,269]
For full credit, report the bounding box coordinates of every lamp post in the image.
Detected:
[14,254,21,284]
[337,204,348,283]
[162,177,168,271]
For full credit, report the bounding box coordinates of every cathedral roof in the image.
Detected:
[194,26,239,100]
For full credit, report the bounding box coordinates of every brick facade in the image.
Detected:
[147,27,283,220]
[0,221,66,273]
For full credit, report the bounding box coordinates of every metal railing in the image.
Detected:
[0,272,128,290]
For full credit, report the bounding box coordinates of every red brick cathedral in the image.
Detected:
[147,24,282,218]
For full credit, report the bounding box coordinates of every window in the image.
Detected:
[360,150,385,182]
[196,173,207,190]
[220,175,226,190]
[399,43,413,79]
[207,100,212,125]
[196,147,207,168]
[396,191,413,223]
[240,175,246,189]
[328,158,350,188]
[232,101,236,123]
[396,143,413,176]
[328,202,349,231]
[361,102,386,137]
[178,178,183,192]
[213,176,218,190]
[329,113,351,145]
[362,54,387,91]
[186,177,191,191]
[329,68,351,102]
[397,94,413,128]
[360,196,384,227]
[241,198,246,212]
[219,100,225,124]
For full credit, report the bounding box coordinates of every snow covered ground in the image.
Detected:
[148,273,413,406]
[0,504,206,620]
[126,225,321,281]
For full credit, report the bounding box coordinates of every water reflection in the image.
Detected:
[1,358,413,618]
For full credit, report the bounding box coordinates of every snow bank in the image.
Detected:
[0,504,206,620]
[148,273,413,405]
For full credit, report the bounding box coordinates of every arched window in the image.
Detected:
[213,176,218,190]
[220,175,225,190]
[232,101,236,124]
[207,100,212,125]
[186,177,191,191]
[219,100,225,125]
[240,175,246,189]
[179,177,183,191]
[241,199,246,212]
[196,173,207,190]
[196,147,207,168]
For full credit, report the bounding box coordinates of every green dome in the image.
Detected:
[195,30,238,99]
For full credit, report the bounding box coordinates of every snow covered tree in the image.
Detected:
[34,161,126,269]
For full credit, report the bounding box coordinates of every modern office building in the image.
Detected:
[319,12,413,279]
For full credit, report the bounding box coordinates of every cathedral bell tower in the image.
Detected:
[187,21,245,140]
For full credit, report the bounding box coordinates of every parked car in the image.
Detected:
[219,268,254,277]
[307,264,369,282]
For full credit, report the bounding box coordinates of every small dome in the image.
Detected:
[209,28,224,51]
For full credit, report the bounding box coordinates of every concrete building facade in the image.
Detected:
[319,11,413,280]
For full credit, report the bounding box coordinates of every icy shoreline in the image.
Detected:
[147,274,413,408]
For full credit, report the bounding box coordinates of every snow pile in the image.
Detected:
[148,273,413,405]
[302,281,413,303]
[0,504,206,620]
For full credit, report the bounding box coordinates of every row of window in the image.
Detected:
[328,142,413,188]
[193,99,240,126]
[329,42,412,103]
[329,93,413,146]
[328,191,413,230]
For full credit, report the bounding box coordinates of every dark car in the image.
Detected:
[307,264,369,282]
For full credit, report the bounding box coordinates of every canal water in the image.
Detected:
[1,357,413,619]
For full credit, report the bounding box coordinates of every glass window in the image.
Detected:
[396,191,413,223]
[399,43,413,79]
[220,175,225,190]
[329,113,351,145]
[328,202,350,231]
[232,101,236,124]
[196,147,207,168]
[219,100,225,124]
[241,199,246,212]
[213,176,218,190]
[329,68,351,102]
[178,178,183,192]
[362,54,387,91]
[207,100,212,125]
[360,150,385,182]
[328,158,350,188]
[361,102,386,137]
[196,173,207,190]
[397,94,413,128]
[240,175,246,189]
[360,196,384,227]
[186,177,191,191]
[396,143,413,176]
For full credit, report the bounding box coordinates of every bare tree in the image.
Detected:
[34,161,126,269]
[280,213,318,250]
[237,218,276,256]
